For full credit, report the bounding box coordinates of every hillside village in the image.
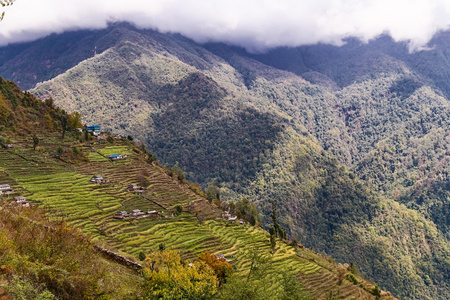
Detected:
[0,105,396,299]
[1,125,253,226]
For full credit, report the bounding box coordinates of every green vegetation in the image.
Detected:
[0,77,393,299]
[142,250,218,299]
[4,24,450,299]
[0,140,391,299]
[0,206,141,299]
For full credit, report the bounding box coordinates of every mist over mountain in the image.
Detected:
[4,0,450,52]
[1,23,450,299]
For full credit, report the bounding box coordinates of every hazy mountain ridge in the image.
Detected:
[1,23,450,299]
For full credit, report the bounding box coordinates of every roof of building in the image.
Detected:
[215,254,231,262]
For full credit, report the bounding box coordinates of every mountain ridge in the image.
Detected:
[1,23,450,299]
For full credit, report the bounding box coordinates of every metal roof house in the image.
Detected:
[14,196,26,203]
[90,175,106,184]
[12,196,29,207]
[215,254,231,262]
[86,125,101,136]
[114,211,129,219]
[228,216,237,223]
[127,184,143,192]
[0,184,11,191]
[130,209,145,217]
[0,184,14,194]
[108,154,127,161]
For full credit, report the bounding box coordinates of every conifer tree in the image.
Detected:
[32,134,39,151]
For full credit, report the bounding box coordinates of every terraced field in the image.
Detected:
[0,140,396,299]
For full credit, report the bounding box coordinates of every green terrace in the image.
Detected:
[0,141,395,299]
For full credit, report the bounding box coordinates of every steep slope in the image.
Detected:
[0,78,398,300]
[1,24,450,299]
[247,128,450,299]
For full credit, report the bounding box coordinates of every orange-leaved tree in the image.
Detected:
[198,251,233,286]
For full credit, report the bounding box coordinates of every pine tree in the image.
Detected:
[32,134,39,151]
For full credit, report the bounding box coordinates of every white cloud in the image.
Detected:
[1,0,450,51]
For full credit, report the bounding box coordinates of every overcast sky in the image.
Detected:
[1,0,450,52]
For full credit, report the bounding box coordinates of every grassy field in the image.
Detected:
[0,140,395,299]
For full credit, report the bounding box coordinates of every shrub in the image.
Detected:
[350,262,359,276]
[147,153,157,163]
[3,276,56,300]
[0,135,8,147]
[337,268,346,285]
[139,251,146,261]
[289,239,298,247]
[174,205,183,216]
[346,273,359,284]
[189,182,206,197]
[107,136,114,143]
[371,284,381,297]
[56,146,63,158]
[0,206,141,299]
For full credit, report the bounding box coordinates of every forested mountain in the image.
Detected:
[1,22,450,299]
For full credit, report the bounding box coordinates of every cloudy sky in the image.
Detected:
[1,0,450,52]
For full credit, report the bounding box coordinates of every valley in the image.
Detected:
[1,23,450,299]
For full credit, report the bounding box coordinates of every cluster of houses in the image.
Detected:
[221,211,244,224]
[113,184,155,219]
[0,185,30,207]
[114,209,159,219]
[86,124,126,141]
